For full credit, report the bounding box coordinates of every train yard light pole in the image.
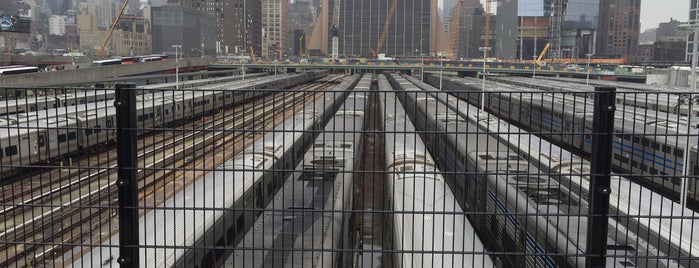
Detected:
[586,53,593,85]
[681,6,699,208]
[532,55,537,79]
[479,47,491,113]
[439,53,444,90]
[172,45,181,89]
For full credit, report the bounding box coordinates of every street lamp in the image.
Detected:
[478,47,491,113]
[586,53,593,85]
[439,52,444,90]
[172,45,181,89]
[532,55,537,79]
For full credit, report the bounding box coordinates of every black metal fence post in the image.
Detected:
[115,83,139,266]
[586,86,616,268]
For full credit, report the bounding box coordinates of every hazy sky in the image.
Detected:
[449,1,690,32]
[640,2,688,31]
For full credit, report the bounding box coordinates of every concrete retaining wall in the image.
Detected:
[0,58,208,87]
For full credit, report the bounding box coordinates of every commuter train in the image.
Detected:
[378,75,494,267]
[390,73,689,268]
[225,74,371,267]
[415,73,698,267]
[0,66,38,76]
[491,76,699,117]
[424,74,699,211]
[0,91,115,116]
[0,72,267,118]
[0,71,327,181]
[67,74,361,267]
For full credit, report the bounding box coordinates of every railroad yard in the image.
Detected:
[1,71,698,267]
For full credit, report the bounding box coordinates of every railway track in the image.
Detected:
[0,76,344,267]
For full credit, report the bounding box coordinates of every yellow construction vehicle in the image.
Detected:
[535,43,551,66]
[96,0,129,56]
[249,46,256,62]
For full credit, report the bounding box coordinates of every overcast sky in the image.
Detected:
[462,1,690,31]
[640,2,688,31]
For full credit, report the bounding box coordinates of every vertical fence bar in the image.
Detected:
[585,86,616,268]
[114,83,139,266]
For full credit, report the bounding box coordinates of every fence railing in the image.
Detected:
[1,74,697,267]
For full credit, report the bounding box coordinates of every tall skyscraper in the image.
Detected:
[596,0,640,58]
[447,0,486,59]
[177,0,261,56]
[309,0,444,57]
[262,0,289,59]
[494,0,599,60]
[560,0,598,58]
[495,0,551,60]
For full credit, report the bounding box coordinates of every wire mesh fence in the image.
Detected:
[0,72,698,268]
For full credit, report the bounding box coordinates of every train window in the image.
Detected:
[149,113,154,119]
[68,132,77,140]
[642,139,650,146]
[652,142,660,150]
[621,155,629,163]
[614,153,621,160]
[640,163,648,171]
[631,160,638,168]
[58,134,67,143]
[227,225,235,245]
[94,126,101,134]
[200,251,214,268]
[675,149,684,157]
[5,145,18,156]
[662,145,671,154]
[633,137,640,144]
[236,215,244,234]
[0,149,3,158]
[85,129,93,136]
[650,168,658,175]
[38,134,45,147]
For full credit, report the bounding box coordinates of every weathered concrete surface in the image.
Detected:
[0,58,208,87]
[0,54,95,66]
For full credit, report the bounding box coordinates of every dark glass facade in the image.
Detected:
[337,0,431,57]
[563,0,599,30]
[151,6,216,56]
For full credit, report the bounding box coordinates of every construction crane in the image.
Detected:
[484,0,493,58]
[375,0,397,57]
[96,0,129,56]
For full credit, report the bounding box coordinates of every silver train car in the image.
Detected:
[392,74,684,267]
[225,74,371,267]
[378,75,494,268]
[424,74,699,211]
[67,74,359,268]
[0,71,327,181]
[492,76,699,117]
[0,90,114,116]
[466,85,699,267]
